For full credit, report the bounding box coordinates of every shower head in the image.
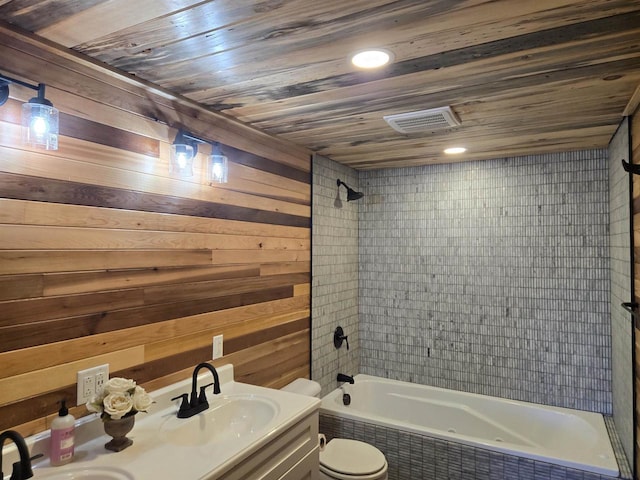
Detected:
[337,179,364,201]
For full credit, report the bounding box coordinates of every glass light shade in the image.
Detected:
[209,154,228,183]
[170,144,195,178]
[444,147,467,154]
[351,49,392,69]
[22,102,59,150]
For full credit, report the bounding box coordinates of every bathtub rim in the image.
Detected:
[320,374,619,477]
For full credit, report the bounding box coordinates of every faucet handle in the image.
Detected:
[334,326,349,350]
[10,461,23,480]
[198,383,214,405]
[171,393,189,412]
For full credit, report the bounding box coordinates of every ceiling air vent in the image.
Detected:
[383,106,461,134]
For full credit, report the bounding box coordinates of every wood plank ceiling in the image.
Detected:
[1,0,639,170]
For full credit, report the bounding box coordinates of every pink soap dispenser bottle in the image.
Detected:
[50,399,75,466]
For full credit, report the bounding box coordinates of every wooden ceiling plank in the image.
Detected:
[335,128,611,168]
[220,28,640,122]
[623,84,640,116]
[276,74,638,139]
[153,6,640,95]
[0,0,107,32]
[36,0,209,48]
[99,1,638,89]
[75,0,397,62]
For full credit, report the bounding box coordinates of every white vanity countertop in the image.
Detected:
[5,365,319,480]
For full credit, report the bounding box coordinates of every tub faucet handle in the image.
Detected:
[334,326,349,350]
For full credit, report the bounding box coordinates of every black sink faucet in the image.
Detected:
[1,430,33,480]
[171,362,221,419]
[337,373,354,384]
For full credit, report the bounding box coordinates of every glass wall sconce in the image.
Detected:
[208,142,228,184]
[170,130,197,178]
[170,129,229,183]
[0,72,59,150]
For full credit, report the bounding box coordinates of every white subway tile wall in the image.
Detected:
[608,118,634,461]
[312,154,360,395]
[358,150,612,412]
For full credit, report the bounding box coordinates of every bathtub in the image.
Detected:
[320,374,619,477]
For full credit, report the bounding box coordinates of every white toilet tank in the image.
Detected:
[280,378,389,480]
[281,378,321,397]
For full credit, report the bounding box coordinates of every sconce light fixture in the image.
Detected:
[170,130,198,178]
[169,129,229,183]
[209,142,228,184]
[0,71,59,150]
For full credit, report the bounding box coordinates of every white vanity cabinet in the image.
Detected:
[214,411,319,480]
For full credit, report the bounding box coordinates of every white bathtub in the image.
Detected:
[320,374,618,477]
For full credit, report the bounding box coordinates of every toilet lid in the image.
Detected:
[320,439,386,476]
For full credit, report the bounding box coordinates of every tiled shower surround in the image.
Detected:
[312,154,360,396]
[607,119,634,462]
[358,150,612,413]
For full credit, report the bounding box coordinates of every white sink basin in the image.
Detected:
[22,365,320,480]
[159,394,279,447]
[34,466,134,479]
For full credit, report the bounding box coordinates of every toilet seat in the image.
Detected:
[320,439,387,479]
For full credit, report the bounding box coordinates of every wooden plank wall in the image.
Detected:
[0,26,312,436]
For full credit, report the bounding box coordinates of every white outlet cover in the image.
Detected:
[95,365,109,393]
[77,364,109,404]
[212,335,223,359]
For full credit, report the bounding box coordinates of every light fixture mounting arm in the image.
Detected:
[0,72,43,107]
[173,129,213,157]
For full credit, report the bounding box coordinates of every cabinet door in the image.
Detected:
[280,447,320,480]
[216,411,319,480]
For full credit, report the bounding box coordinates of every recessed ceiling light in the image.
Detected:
[351,49,392,69]
[444,147,467,154]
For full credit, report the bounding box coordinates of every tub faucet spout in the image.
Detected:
[1,430,33,480]
[337,373,354,384]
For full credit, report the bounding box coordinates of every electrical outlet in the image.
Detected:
[212,335,223,360]
[82,375,94,401]
[77,364,109,404]
[95,366,108,394]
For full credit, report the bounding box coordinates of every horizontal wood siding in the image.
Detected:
[0,28,312,436]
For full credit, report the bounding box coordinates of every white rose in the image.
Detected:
[85,393,104,414]
[132,386,153,412]
[104,377,136,394]
[103,392,133,419]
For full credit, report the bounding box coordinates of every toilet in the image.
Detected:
[281,378,388,480]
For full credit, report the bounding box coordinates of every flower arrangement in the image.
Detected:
[86,377,153,421]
